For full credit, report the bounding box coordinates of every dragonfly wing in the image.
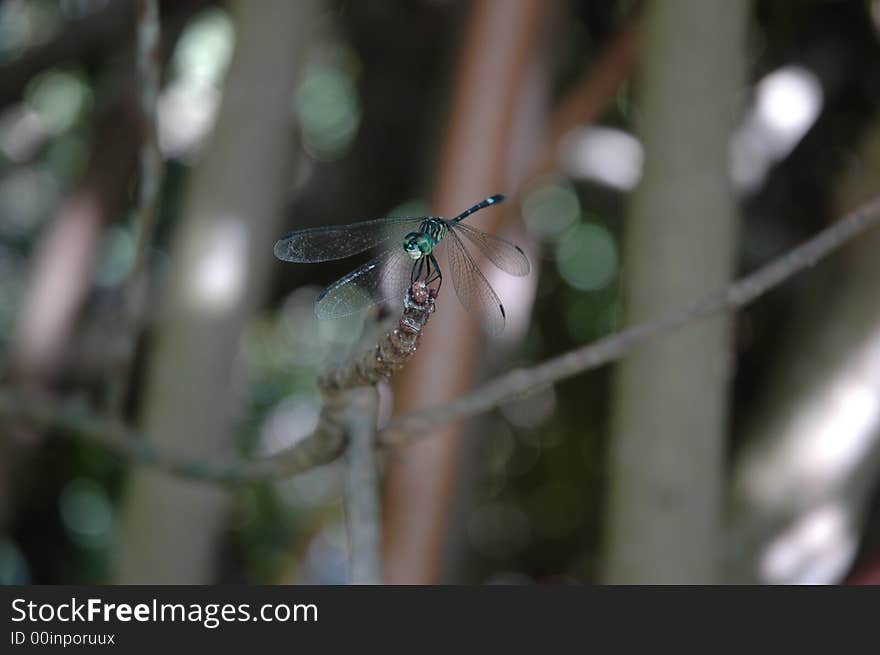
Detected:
[452,222,530,276]
[274,217,423,263]
[315,247,414,319]
[445,231,506,335]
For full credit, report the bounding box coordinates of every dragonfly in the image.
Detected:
[273,194,530,335]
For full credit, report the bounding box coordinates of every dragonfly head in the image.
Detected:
[403,232,432,260]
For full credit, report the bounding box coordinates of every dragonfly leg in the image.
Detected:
[407,254,442,299]
[426,253,443,293]
[411,258,425,284]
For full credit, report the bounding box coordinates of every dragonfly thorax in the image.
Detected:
[403,219,447,260]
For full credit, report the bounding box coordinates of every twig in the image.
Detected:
[2,195,880,478]
[380,194,880,445]
[129,0,163,285]
[0,390,347,484]
[318,282,437,393]
[343,387,383,584]
[106,0,163,412]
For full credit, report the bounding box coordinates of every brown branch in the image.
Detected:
[534,18,639,178]
[382,0,547,586]
[10,95,140,383]
[3,195,880,479]
[318,283,437,393]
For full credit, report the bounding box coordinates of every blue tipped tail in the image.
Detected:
[452,194,506,223]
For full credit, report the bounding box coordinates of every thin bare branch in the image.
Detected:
[381,194,880,445]
[0,390,346,484]
[343,387,383,584]
[105,0,163,412]
[129,0,163,285]
[319,283,437,393]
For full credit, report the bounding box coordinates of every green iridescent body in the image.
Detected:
[403,218,448,260]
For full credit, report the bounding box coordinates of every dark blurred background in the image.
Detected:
[1,0,880,585]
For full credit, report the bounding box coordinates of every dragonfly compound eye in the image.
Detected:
[403,233,423,260]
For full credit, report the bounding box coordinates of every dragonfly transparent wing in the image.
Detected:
[452,222,531,276]
[445,231,506,335]
[274,217,424,263]
[315,247,415,319]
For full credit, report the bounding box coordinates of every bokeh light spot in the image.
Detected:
[172,8,235,88]
[0,167,59,238]
[59,478,113,549]
[522,179,580,239]
[25,69,92,135]
[0,538,29,584]
[296,63,361,161]
[0,1,62,61]
[94,224,136,288]
[555,222,618,291]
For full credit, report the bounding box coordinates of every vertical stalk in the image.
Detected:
[344,388,383,584]
[130,0,162,283]
[602,0,750,583]
[114,0,319,583]
[106,0,163,413]
[383,0,544,585]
